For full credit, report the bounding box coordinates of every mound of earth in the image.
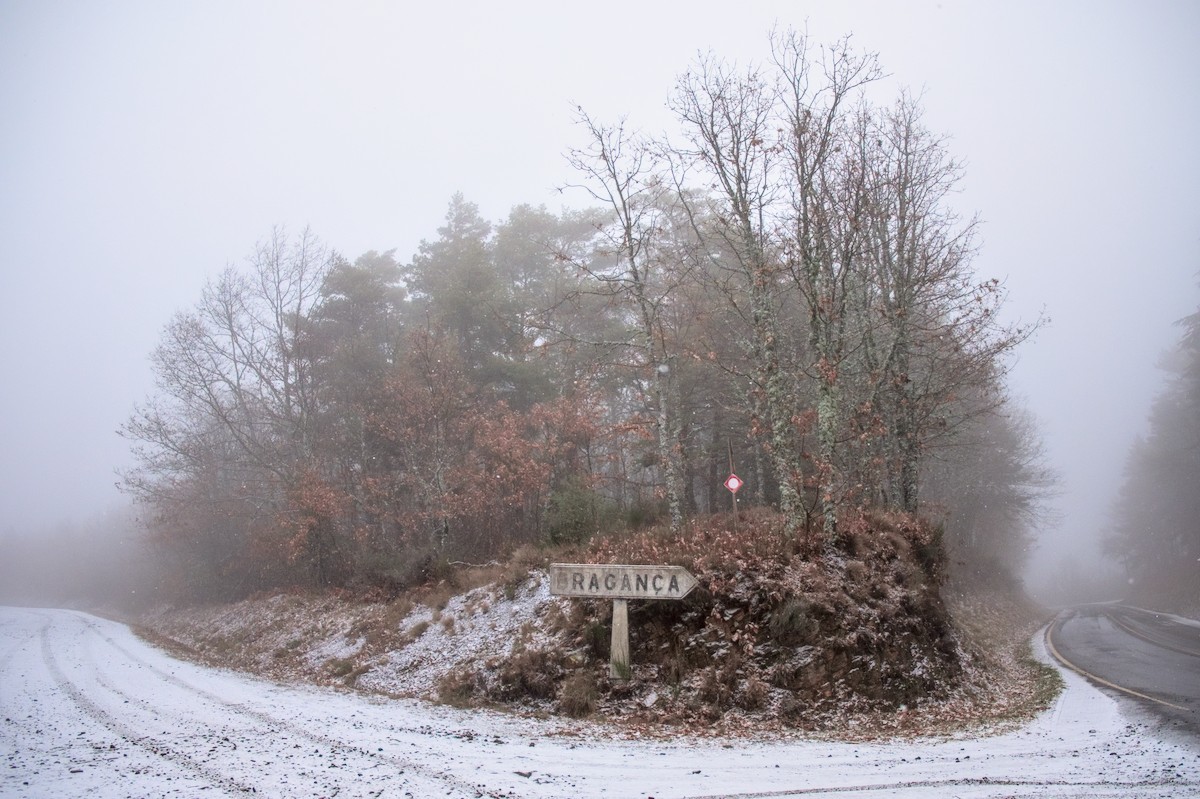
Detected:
[137,511,1056,737]
[437,510,1052,734]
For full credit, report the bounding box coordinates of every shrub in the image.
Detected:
[437,669,482,707]
[558,671,598,717]
[326,657,354,677]
[544,478,612,545]
[405,620,430,642]
[767,598,819,646]
[913,522,946,584]
[490,648,564,702]
[737,676,769,710]
[585,619,609,660]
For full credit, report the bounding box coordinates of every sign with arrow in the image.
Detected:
[549,563,698,600]
[550,563,700,680]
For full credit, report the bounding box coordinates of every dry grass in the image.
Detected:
[558,670,598,717]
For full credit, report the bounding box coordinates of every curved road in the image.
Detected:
[2,607,496,797]
[1047,603,1200,735]
[3,606,1199,798]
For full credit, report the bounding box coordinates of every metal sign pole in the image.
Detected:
[728,441,739,533]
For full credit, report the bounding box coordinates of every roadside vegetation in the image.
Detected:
[138,508,1056,737]
[7,29,1064,735]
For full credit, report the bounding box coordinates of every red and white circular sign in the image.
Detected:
[724,473,743,493]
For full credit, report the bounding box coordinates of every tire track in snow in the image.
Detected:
[38,618,258,797]
[64,611,495,798]
[1,610,55,758]
[687,773,1185,798]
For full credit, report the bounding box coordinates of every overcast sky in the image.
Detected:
[2,1,1197,584]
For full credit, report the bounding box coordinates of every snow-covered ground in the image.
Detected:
[2,605,1197,798]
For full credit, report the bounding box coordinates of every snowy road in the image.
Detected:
[3,607,1198,798]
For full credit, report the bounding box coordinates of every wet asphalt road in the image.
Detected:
[1048,604,1200,736]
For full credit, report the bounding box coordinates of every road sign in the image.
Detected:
[724,473,743,493]
[549,563,698,600]
[549,563,700,681]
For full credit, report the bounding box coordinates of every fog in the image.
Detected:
[2,1,1197,603]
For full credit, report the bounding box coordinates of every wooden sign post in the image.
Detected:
[549,563,699,680]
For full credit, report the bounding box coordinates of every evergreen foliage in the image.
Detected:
[1107,302,1200,611]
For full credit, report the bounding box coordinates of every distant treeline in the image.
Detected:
[1107,301,1200,612]
[119,31,1053,602]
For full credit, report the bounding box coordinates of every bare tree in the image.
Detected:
[859,93,1040,514]
[666,52,814,531]
[771,31,883,539]
[121,227,339,589]
[564,110,691,530]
